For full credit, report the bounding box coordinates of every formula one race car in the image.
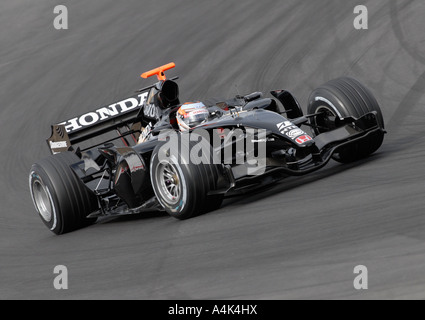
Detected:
[29,63,385,234]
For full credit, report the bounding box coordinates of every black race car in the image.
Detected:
[29,63,385,234]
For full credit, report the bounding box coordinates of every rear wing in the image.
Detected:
[47,92,148,154]
[47,62,178,154]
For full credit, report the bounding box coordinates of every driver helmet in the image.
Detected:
[176,102,209,131]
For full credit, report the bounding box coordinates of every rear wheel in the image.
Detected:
[29,152,98,234]
[307,77,385,163]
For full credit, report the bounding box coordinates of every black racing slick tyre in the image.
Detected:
[307,77,385,163]
[150,133,224,220]
[29,152,98,235]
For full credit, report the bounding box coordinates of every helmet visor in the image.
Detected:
[185,109,209,127]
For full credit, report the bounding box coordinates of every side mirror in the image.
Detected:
[243,92,263,102]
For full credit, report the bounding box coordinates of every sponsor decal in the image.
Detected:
[287,128,305,139]
[277,121,309,141]
[60,92,148,133]
[49,141,68,149]
[131,164,145,171]
[138,122,152,144]
[190,109,207,115]
[296,135,313,144]
[143,103,160,120]
[277,121,293,133]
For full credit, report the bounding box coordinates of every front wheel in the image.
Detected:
[307,77,385,163]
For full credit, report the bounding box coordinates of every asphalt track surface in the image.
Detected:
[1,0,425,300]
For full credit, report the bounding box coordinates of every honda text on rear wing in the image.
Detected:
[47,63,177,154]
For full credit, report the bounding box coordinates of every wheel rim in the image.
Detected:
[32,180,53,222]
[155,162,181,205]
[314,106,338,134]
